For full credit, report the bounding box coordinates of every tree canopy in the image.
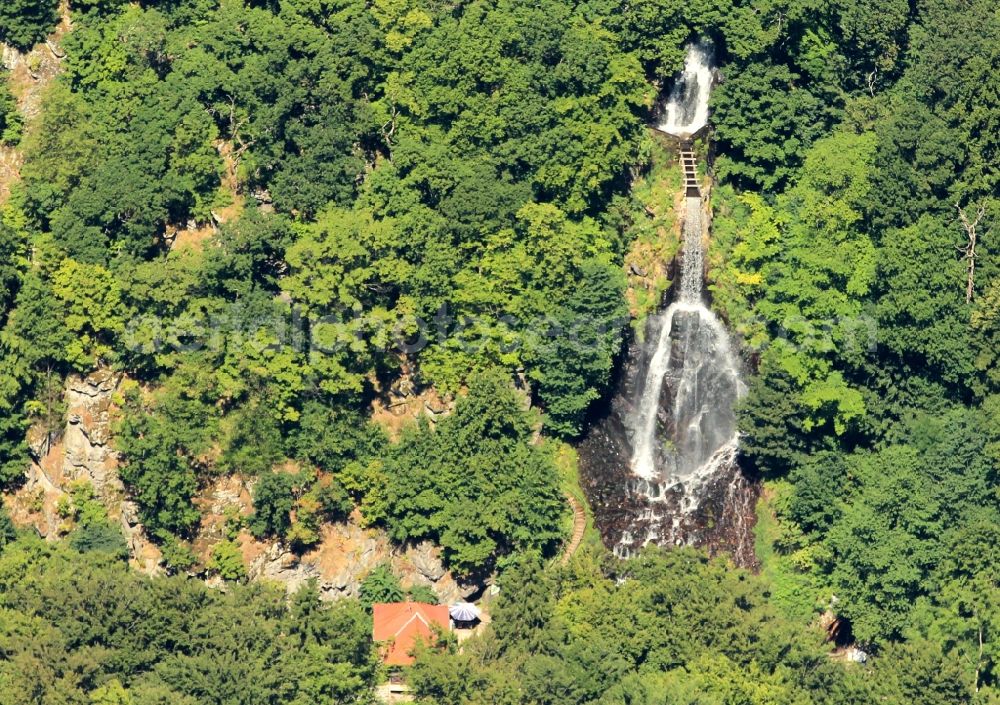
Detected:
[0,0,996,700]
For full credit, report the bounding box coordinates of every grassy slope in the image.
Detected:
[754,480,828,623]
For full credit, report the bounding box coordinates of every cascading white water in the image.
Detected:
[656,39,714,138]
[568,39,759,565]
[629,198,745,491]
[622,40,745,553]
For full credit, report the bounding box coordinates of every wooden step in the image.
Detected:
[679,148,700,196]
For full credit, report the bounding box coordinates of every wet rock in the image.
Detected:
[577,315,759,568]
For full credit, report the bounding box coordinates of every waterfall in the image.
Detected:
[615,195,747,556]
[656,39,714,138]
[577,40,757,566]
[624,39,744,553]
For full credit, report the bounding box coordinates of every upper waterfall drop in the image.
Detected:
[656,40,714,138]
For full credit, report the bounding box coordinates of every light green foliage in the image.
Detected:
[407,584,438,604]
[0,74,22,145]
[706,1,998,671]
[114,383,215,537]
[411,548,847,704]
[752,480,827,621]
[715,131,876,442]
[65,481,128,560]
[90,679,133,705]
[0,0,993,698]
[359,564,405,607]
[282,207,387,398]
[436,203,628,434]
[757,404,1000,648]
[209,539,247,582]
[708,188,780,349]
[51,258,125,368]
[1,0,651,498]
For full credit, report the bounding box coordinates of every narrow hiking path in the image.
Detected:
[560,494,587,565]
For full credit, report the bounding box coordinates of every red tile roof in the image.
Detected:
[372,602,450,666]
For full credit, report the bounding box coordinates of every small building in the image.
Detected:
[372,601,451,668]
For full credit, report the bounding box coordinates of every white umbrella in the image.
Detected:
[449,602,481,622]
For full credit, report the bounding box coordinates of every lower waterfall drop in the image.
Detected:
[617,194,746,557]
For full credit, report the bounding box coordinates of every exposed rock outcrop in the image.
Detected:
[6,368,475,601]
[189,476,476,603]
[243,517,477,604]
[5,369,163,573]
[62,370,122,496]
[1,44,20,71]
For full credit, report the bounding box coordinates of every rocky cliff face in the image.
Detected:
[245,523,475,604]
[577,319,760,569]
[6,369,473,602]
[1,8,71,206]
[8,369,164,573]
[62,370,121,495]
[192,476,474,602]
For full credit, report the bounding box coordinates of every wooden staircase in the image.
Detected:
[680,143,700,197]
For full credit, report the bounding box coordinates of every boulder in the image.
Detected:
[1,45,20,71]
[406,541,447,582]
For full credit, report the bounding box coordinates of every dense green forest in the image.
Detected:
[0,0,998,702]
